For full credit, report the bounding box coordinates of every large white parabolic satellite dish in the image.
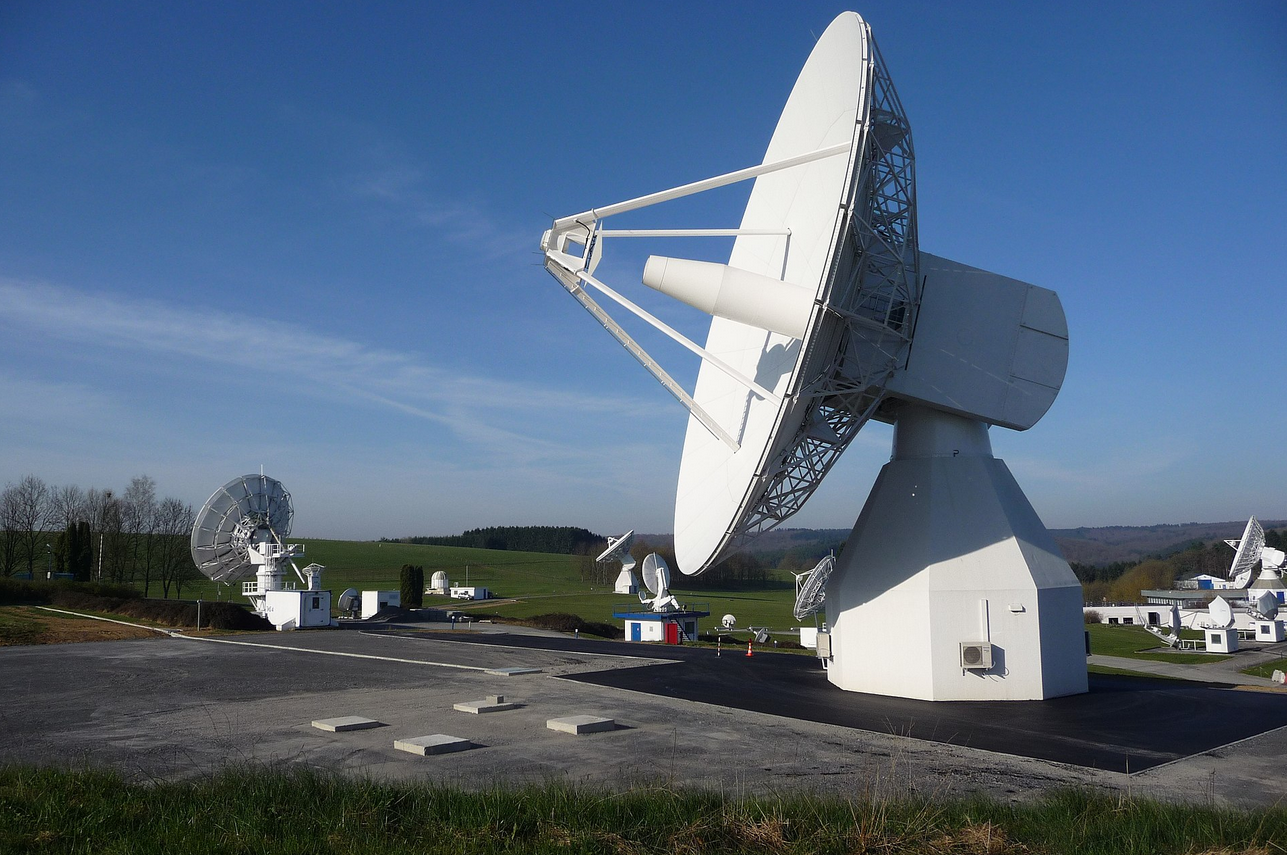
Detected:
[191,473,329,630]
[191,473,294,583]
[540,12,1086,702]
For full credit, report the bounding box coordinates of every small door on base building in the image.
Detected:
[665,621,680,645]
[630,622,641,641]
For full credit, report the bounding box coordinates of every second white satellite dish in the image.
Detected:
[598,530,637,573]
[793,555,835,621]
[1207,596,1235,629]
[721,613,737,629]
[639,552,678,613]
[1249,591,1280,621]
[1226,517,1265,588]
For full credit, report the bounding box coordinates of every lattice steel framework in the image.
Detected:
[720,40,919,555]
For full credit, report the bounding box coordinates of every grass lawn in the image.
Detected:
[0,606,45,645]
[1085,624,1223,664]
[1242,657,1287,679]
[152,539,809,635]
[470,586,805,634]
[1,765,1283,855]
[0,605,160,645]
[170,539,587,602]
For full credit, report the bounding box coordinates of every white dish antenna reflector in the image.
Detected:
[721,614,737,629]
[190,474,293,582]
[539,12,1068,576]
[1226,517,1265,587]
[1249,591,1280,621]
[641,552,671,597]
[1207,596,1235,629]
[793,554,835,621]
[639,552,679,613]
[338,589,360,612]
[598,530,636,571]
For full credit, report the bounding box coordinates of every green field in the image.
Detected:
[171,539,807,634]
[2,765,1283,855]
[1085,624,1222,664]
[1242,656,1287,679]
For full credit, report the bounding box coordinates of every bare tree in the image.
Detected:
[155,497,197,598]
[83,488,114,579]
[49,484,86,532]
[0,484,22,577]
[49,484,87,575]
[10,475,53,576]
[123,476,158,595]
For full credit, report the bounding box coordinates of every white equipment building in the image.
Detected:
[540,12,1086,700]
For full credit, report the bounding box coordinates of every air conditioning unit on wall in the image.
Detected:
[960,642,993,670]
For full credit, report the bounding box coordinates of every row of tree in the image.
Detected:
[1079,527,1287,604]
[0,474,200,598]
[576,537,777,590]
[390,526,603,555]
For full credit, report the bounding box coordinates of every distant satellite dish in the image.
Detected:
[538,11,1084,701]
[597,530,635,563]
[1226,517,1265,587]
[1207,596,1235,629]
[1249,591,1280,621]
[639,552,678,613]
[190,474,328,629]
[752,628,770,644]
[191,474,293,583]
[641,552,670,596]
[598,530,637,572]
[793,555,835,621]
[721,614,737,629]
[338,588,360,613]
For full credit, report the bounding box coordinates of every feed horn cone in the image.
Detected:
[642,256,813,339]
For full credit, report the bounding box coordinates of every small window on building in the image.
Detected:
[1123,617,1133,625]
[312,597,320,610]
[1148,612,1160,625]
[1108,617,1119,624]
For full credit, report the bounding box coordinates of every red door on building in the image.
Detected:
[664,621,680,644]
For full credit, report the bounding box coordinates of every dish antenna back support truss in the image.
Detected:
[540,12,1086,701]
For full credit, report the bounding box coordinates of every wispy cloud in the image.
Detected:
[349,165,532,262]
[0,277,649,467]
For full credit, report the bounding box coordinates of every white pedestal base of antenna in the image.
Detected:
[1254,620,1285,643]
[824,407,1088,701]
[1205,627,1238,653]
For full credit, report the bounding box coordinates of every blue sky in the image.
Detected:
[1,2,1283,540]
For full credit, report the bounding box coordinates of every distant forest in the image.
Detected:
[386,526,602,555]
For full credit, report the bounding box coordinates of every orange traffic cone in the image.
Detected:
[746,639,753,657]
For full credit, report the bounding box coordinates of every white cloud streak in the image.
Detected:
[0,277,651,468]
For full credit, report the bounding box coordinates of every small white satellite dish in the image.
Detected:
[1249,591,1280,621]
[1226,517,1265,588]
[721,613,737,629]
[539,11,1084,701]
[338,588,360,614]
[792,555,835,621]
[751,627,770,644]
[639,552,679,613]
[1207,596,1235,629]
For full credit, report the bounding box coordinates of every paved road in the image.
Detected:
[3,628,1285,808]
